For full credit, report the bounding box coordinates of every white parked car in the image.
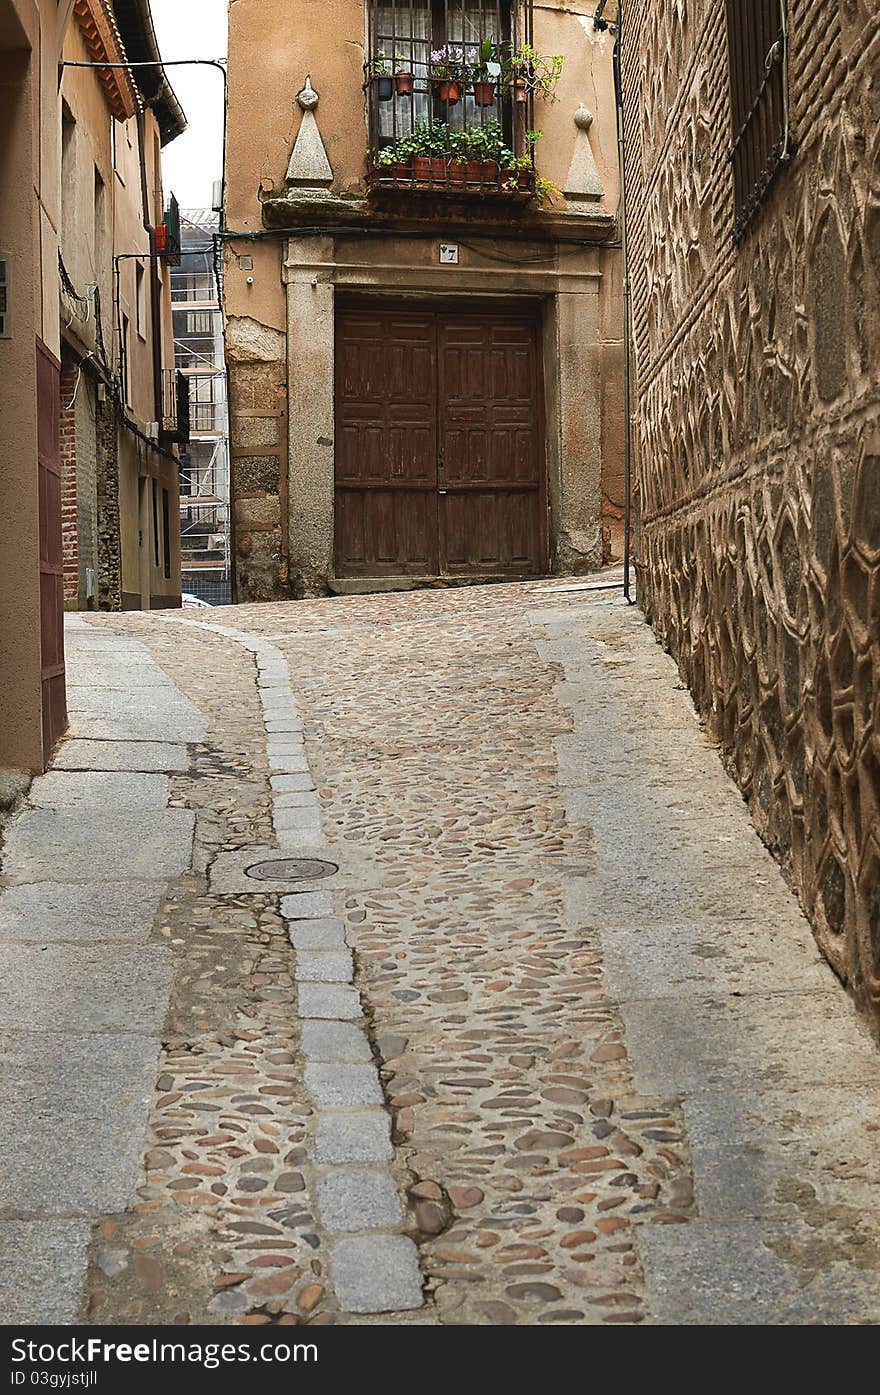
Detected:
[181,593,213,610]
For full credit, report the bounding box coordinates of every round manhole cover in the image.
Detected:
[245,857,338,882]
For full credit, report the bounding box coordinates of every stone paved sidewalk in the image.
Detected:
[2,580,878,1326]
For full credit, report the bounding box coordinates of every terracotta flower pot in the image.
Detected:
[472,80,496,107]
[448,160,467,185]
[376,75,394,101]
[465,159,499,186]
[517,167,532,189]
[391,159,411,180]
[413,155,432,180]
[394,71,414,96]
[435,80,460,105]
[431,155,449,181]
[513,78,528,103]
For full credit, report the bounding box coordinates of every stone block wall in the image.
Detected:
[226,315,289,601]
[96,398,121,611]
[622,2,880,1021]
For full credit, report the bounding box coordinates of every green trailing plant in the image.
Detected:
[533,175,561,205]
[448,119,514,166]
[368,50,392,77]
[371,119,543,186]
[501,43,564,99]
[372,144,400,168]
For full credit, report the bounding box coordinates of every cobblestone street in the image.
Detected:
[2,579,879,1326]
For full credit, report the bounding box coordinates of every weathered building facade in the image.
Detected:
[0,0,185,786]
[621,2,880,1020]
[225,1,624,599]
[59,0,186,614]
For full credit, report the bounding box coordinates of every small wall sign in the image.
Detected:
[439,243,460,265]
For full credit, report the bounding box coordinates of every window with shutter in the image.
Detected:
[726,0,791,241]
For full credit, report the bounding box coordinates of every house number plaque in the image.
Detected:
[439,243,460,265]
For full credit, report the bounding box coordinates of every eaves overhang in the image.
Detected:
[72,0,139,122]
[110,0,187,146]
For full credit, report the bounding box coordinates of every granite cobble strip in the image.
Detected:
[169,618,425,1319]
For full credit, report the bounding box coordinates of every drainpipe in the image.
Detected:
[136,108,165,432]
[611,6,636,606]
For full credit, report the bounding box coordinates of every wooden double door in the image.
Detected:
[335,303,546,579]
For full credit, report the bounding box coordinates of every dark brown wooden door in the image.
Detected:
[335,304,544,578]
[438,316,542,576]
[37,339,67,766]
[336,307,439,576]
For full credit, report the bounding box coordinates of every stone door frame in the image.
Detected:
[282,232,605,595]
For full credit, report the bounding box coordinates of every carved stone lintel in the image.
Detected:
[286,75,333,188]
[564,104,605,205]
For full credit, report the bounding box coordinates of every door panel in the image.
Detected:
[37,340,67,766]
[335,308,438,576]
[439,317,542,575]
[335,304,544,580]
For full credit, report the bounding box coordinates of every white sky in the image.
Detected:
[151,0,228,210]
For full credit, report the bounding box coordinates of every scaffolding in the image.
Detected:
[171,210,231,603]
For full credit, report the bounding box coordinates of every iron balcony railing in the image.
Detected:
[161,368,191,446]
[157,194,182,266]
[365,0,539,200]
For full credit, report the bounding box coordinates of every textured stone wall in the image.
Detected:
[96,399,122,611]
[622,1,880,1022]
[226,315,289,602]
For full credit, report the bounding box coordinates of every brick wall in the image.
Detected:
[60,352,79,606]
[60,350,100,610]
[622,2,880,1023]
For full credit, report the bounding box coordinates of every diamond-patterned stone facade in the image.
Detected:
[622,1,880,1023]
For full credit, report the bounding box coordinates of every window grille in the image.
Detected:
[366,1,535,196]
[726,0,791,240]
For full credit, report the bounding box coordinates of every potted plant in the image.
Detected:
[369,51,394,101]
[497,127,539,190]
[447,127,468,185]
[372,141,411,180]
[407,121,441,180]
[501,44,564,102]
[430,120,451,179]
[470,36,501,106]
[394,53,413,96]
[429,46,466,104]
[460,120,504,185]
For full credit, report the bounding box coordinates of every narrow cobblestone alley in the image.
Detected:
[2,581,879,1327]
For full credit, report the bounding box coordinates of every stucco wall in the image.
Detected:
[59,19,181,613]
[622,1,880,1023]
[225,1,625,596]
[226,0,620,220]
[0,0,63,775]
